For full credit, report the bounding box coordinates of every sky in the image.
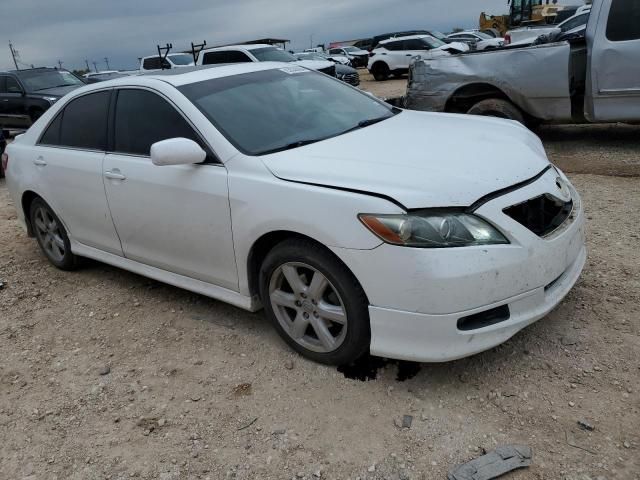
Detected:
[1,0,509,72]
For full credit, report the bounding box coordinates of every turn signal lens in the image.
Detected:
[359,211,509,248]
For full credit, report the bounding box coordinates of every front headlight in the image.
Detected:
[359,210,509,248]
[43,97,58,104]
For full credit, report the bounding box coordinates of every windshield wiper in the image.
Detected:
[259,139,323,155]
[33,84,73,91]
[340,115,393,135]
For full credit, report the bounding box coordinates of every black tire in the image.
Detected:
[467,98,526,125]
[259,238,370,365]
[371,62,390,81]
[29,198,79,270]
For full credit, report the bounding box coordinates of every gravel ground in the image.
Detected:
[1,76,639,480]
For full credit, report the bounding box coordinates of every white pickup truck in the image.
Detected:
[404,0,640,127]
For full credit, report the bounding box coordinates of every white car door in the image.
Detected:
[102,88,238,290]
[400,39,430,68]
[33,90,123,255]
[587,0,640,122]
[380,40,405,70]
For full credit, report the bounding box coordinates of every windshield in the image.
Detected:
[17,70,85,92]
[251,47,297,63]
[423,36,446,48]
[168,54,194,65]
[342,46,359,52]
[179,68,396,156]
[475,31,493,39]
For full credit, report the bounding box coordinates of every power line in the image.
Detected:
[8,41,19,70]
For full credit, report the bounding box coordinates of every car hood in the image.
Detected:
[441,41,469,53]
[261,110,550,209]
[30,84,83,97]
[295,59,335,71]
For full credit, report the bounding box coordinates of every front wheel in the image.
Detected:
[371,62,390,81]
[30,198,79,270]
[259,239,370,365]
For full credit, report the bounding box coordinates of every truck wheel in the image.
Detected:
[467,99,525,124]
[371,62,390,81]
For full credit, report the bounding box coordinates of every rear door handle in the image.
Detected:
[104,170,126,181]
[33,157,47,166]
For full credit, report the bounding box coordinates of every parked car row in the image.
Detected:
[0,68,86,132]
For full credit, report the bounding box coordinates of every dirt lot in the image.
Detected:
[1,75,639,480]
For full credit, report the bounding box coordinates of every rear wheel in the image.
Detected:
[371,62,390,81]
[467,98,525,124]
[29,198,79,270]
[259,239,370,365]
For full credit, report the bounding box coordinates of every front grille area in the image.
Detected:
[504,194,573,237]
[341,72,360,86]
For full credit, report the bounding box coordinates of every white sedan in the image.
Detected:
[3,62,586,365]
[446,31,505,50]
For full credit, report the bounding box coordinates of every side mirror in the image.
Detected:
[150,138,207,166]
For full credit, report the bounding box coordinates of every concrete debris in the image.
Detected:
[447,445,532,480]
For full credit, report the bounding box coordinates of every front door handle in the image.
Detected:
[104,170,126,181]
[33,157,47,166]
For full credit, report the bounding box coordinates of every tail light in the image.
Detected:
[1,152,8,173]
[504,34,511,45]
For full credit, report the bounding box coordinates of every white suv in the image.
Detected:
[367,35,465,81]
[196,44,336,77]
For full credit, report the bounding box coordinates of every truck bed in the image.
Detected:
[404,42,575,122]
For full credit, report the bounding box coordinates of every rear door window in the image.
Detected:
[0,76,7,93]
[202,51,252,65]
[113,88,204,156]
[403,39,429,50]
[58,91,110,150]
[383,41,403,51]
[606,0,640,41]
[142,57,162,70]
[39,112,63,146]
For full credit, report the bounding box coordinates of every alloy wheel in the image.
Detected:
[269,262,348,353]
[33,206,66,263]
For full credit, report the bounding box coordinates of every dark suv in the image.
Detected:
[0,68,85,131]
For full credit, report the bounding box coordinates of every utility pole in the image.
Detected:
[8,41,19,70]
[85,59,90,71]
[57,60,63,69]
[92,61,98,72]
[104,57,110,70]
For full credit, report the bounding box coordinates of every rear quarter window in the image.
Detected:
[606,0,640,41]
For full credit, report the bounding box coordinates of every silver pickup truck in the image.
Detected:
[404,0,640,127]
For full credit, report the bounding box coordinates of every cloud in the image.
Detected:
[1,0,508,71]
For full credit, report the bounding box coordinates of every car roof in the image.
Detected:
[78,62,291,89]
[202,44,274,53]
[448,31,479,36]
[379,34,431,44]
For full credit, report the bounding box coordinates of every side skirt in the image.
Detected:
[70,240,262,312]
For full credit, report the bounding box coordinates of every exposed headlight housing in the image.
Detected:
[359,210,509,248]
